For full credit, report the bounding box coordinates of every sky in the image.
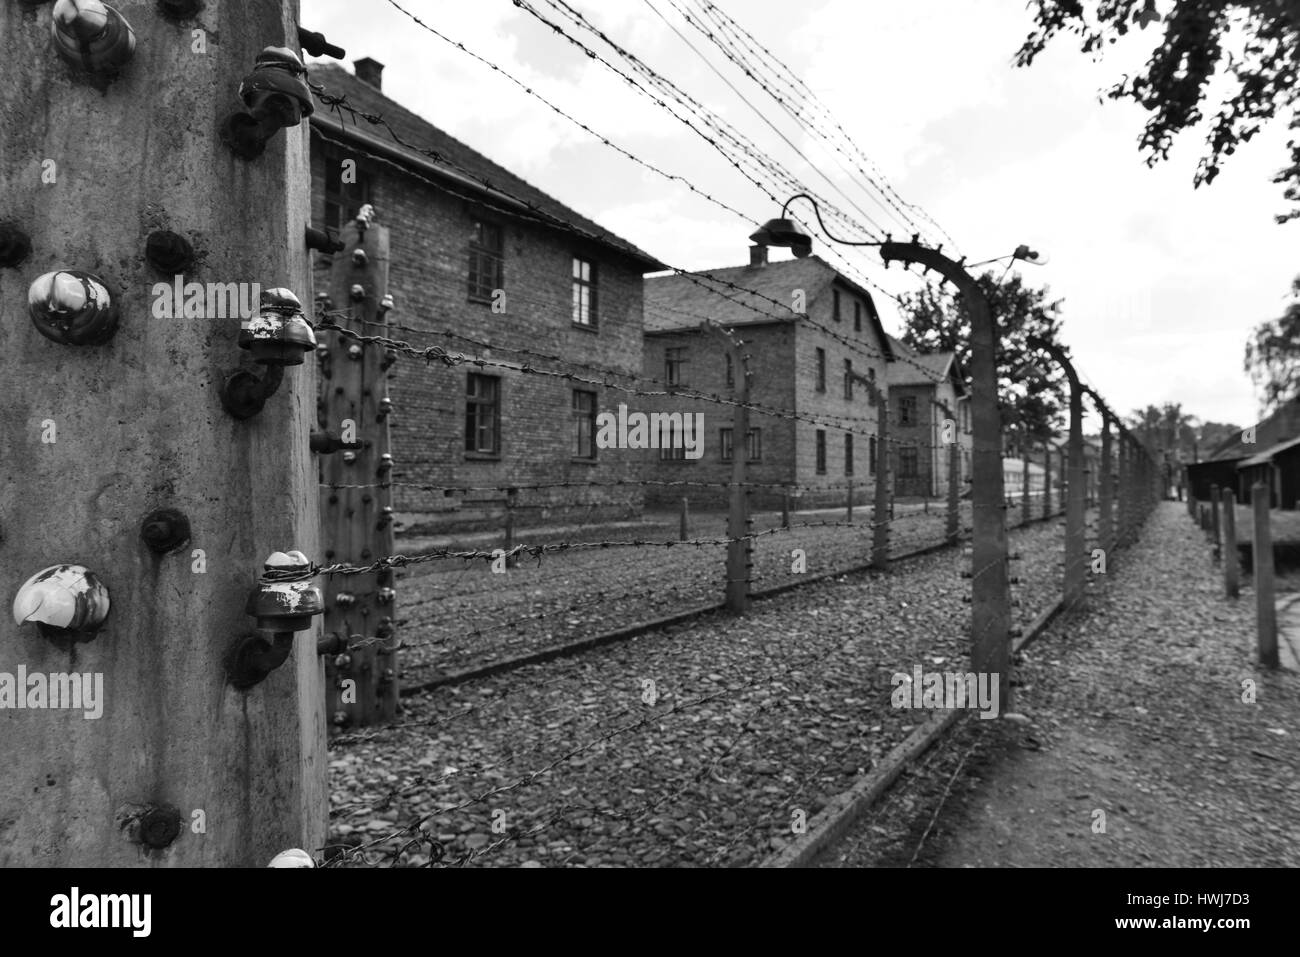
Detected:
[302,0,1299,431]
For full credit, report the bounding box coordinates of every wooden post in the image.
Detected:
[781,490,790,529]
[1253,483,1279,668]
[846,478,854,523]
[679,496,689,541]
[321,218,398,730]
[1221,487,1240,598]
[0,2,325,865]
[1209,483,1221,559]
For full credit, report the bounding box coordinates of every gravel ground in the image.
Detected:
[390,498,1059,682]
[818,501,1300,868]
[324,505,1080,867]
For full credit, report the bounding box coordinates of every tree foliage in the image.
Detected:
[1243,275,1300,411]
[897,271,1068,447]
[1129,403,1243,460]
[1017,1,1300,222]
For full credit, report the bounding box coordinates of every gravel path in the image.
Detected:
[391,499,1028,682]
[325,507,1077,867]
[818,501,1300,868]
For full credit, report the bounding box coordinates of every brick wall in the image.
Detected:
[790,282,888,509]
[640,323,797,510]
[310,131,648,526]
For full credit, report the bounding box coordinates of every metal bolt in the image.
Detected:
[140,507,191,554]
[145,229,195,275]
[0,224,32,268]
[158,0,204,19]
[138,806,181,849]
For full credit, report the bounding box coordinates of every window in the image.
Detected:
[815,348,826,392]
[900,446,919,478]
[468,219,504,302]
[720,428,762,462]
[844,359,854,400]
[665,347,687,386]
[572,389,597,459]
[319,144,373,235]
[572,257,597,326]
[845,434,854,475]
[833,289,841,322]
[717,429,759,462]
[659,418,686,460]
[869,436,877,475]
[867,366,877,406]
[815,429,827,474]
[725,352,734,388]
[853,300,862,333]
[465,374,500,454]
[899,395,917,426]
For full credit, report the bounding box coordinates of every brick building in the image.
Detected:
[641,248,894,509]
[307,60,664,525]
[884,335,972,499]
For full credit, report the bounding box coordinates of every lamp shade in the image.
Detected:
[748,217,812,251]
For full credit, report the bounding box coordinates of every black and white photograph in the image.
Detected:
[0,0,1294,933]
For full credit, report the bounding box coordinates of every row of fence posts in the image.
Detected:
[1190,481,1278,667]
[491,330,1168,686]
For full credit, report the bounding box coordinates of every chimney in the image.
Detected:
[748,244,767,267]
[354,57,384,90]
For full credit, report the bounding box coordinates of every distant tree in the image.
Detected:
[1195,420,1245,457]
[1016,1,1300,223]
[1128,402,1197,460]
[1243,275,1300,412]
[897,270,1067,448]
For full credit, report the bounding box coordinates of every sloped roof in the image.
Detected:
[644,256,893,357]
[1207,398,1300,462]
[885,335,966,394]
[307,63,664,271]
[1238,434,1300,469]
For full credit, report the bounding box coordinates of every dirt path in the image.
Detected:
[820,501,1300,868]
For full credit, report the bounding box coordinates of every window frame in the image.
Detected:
[464,373,501,456]
[845,433,854,476]
[899,395,917,426]
[571,256,598,328]
[815,429,827,474]
[665,346,688,387]
[899,445,920,478]
[572,388,597,460]
[467,218,505,304]
[319,143,374,236]
[815,347,826,393]
[844,358,854,400]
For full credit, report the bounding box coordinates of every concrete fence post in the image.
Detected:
[1253,483,1279,668]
